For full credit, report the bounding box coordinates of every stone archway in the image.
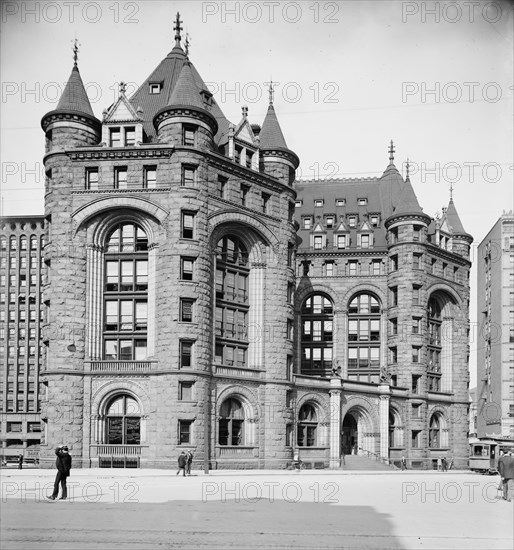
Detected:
[342,414,358,455]
[341,405,377,456]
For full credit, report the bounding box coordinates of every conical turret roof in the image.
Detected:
[393,177,424,216]
[445,198,470,235]
[260,103,288,149]
[56,65,95,117]
[166,61,205,109]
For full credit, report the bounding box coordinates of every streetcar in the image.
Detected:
[469,440,499,474]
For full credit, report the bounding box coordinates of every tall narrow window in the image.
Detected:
[181,258,194,281]
[301,294,333,376]
[240,184,250,207]
[125,127,136,146]
[347,293,381,383]
[86,168,99,190]
[217,176,227,199]
[215,236,249,368]
[219,398,244,446]
[180,340,193,368]
[144,166,156,189]
[427,297,442,391]
[182,165,196,187]
[110,128,121,147]
[183,124,196,146]
[180,298,194,322]
[181,212,195,239]
[261,192,270,214]
[297,404,318,447]
[114,167,127,189]
[103,223,148,360]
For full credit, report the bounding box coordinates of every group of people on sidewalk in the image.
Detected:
[436,456,454,471]
[177,450,194,476]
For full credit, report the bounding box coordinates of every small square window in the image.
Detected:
[295,200,303,207]
[149,83,162,94]
[179,381,194,401]
[357,198,367,206]
[336,198,346,206]
[370,216,379,227]
[314,199,324,207]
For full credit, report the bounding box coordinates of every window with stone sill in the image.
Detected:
[105,394,141,445]
[179,381,194,401]
[178,420,193,444]
[143,166,157,189]
[297,403,318,447]
[180,340,193,368]
[183,124,197,147]
[219,397,245,446]
[180,298,194,322]
[114,167,128,190]
[181,165,197,187]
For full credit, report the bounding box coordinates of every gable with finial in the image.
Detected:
[234,117,257,146]
[103,85,142,124]
[335,218,350,233]
[357,220,373,233]
[312,219,326,233]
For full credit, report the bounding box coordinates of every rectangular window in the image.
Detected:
[144,166,157,189]
[217,176,227,199]
[412,375,421,394]
[431,258,437,274]
[325,261,334,277]
[182,165,196,187]
[390,318,398,336]
[234,146,242,164]
[413,225,421,241]
[303,218,312,230]
[314,199,324,207]
[314,235,323,250]
[390,346,397,363]
[412,346,421,363]
[348,216,357,227]
[149,82,162,94]
[390,255,398,271]
[372,260,381,275]
[370,216,379,227]
[178,420,193,444]
[336,198,345,206]
[442,262,448,278]
[110,128,121,147]
[357,198,367,206]
[180,298,194,322]
[412,404,421,418]
[412,317,420,334]
[390,287,398,307]
[181,258,194,281]
[360,234,370,249]
[86,167,99,190]
[413,253,422,269]
[261,192,270,214]
[183,125,196,146]
[240,184,250,207]
[412,285,421,305]
[125,127,136,146]
[453,266,459,282]
[179,381,194,401]
[334,234,345,249]
[411,430,421,448]
[180,341,193,368]
[348,261,358,276]
[114,167,127,189]
[325,216,334,229]
[181,212,195,239]
[246,150,253,169]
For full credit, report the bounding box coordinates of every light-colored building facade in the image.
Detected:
[476,211,514,441]
[1,16,474,469]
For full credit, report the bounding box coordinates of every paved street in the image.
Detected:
[1,469,512,549]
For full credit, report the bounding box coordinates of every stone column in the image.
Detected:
[329,378,342,468]
[378,383,391,459]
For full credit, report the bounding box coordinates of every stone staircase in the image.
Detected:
[341,454,397,471]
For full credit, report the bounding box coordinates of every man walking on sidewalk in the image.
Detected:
[47,445,72,500]
[176,451,187,476]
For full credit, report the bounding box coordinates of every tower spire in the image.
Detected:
[269,80,274,105]
[184,32,190,58]
[449,181,454,200]
[388,140,395,163]
[173,12,183,48]
[405,157,410,180]
[72,37,80,67]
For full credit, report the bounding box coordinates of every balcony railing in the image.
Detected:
[86,361,154,373]
[91,444,144,457]
[214,364,262,379]
[216,446,258,457]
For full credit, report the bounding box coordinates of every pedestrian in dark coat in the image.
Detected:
[48,446,72,500]
[17,454,23,470]
[186,450,194,475]
[176,451,187,476]
[498,452,514,502]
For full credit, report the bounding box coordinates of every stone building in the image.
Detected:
[476,211,514,442]
[2,16,473,469]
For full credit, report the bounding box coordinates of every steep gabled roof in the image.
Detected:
[57,65,95,117]
[260,104,288,149]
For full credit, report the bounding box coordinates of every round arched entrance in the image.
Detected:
[342,414,358,455]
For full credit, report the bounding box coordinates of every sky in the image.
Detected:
[1,0,513,384]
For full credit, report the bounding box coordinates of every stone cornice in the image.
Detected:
[296,249,388,258]
[67,146,175,161]
[41,109,101,133]
[424,242,471,266]
[72,188,171,196]
[260,146,300,169]
[153,106,218,134]
[385,212,432,228]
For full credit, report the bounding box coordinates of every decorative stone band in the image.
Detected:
[67,146,174,161]
[153,105,218,135]
[260,146,300,169]
[41,109,101,133]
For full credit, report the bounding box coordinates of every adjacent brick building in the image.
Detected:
[1,16,473,469]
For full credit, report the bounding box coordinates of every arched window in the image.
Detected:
[215,236,249,367]
[20,237,27,251]
[301,294,333,376]
[297,403,318,447]
[219,397,245,446]
[105,394,141,445]
[389,412,397,448]
[103,223,148,360]
[429,414,440,448]
[0,237,6,250]
[427,297,442,391]
[347,293,381,383]
[10,236,17,251]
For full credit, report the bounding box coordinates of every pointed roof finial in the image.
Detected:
[185,32,190,58]
[72,37,80,67]
[242,105,248,118]
[269,80,274,105]
[119,81,127,96]
[388,140,395,163]
[405,157,410,179]
[174,12,183,48]
[449,181,454,200]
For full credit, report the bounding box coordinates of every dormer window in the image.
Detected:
[295,200,303,207]
[348,216,357,227]
[303,218,312,230]
[109,126,136,147]
[360,234,371,249]
[314,199,324,207]
[149,83,162,94]
[325,216,334,229]
[370,215,379,227]
[125,127,135,146]
[245,150,254,169]
[336,199,346,207]
[235,146,242,164]
[110,128,121,147]
[357,198,368,206]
